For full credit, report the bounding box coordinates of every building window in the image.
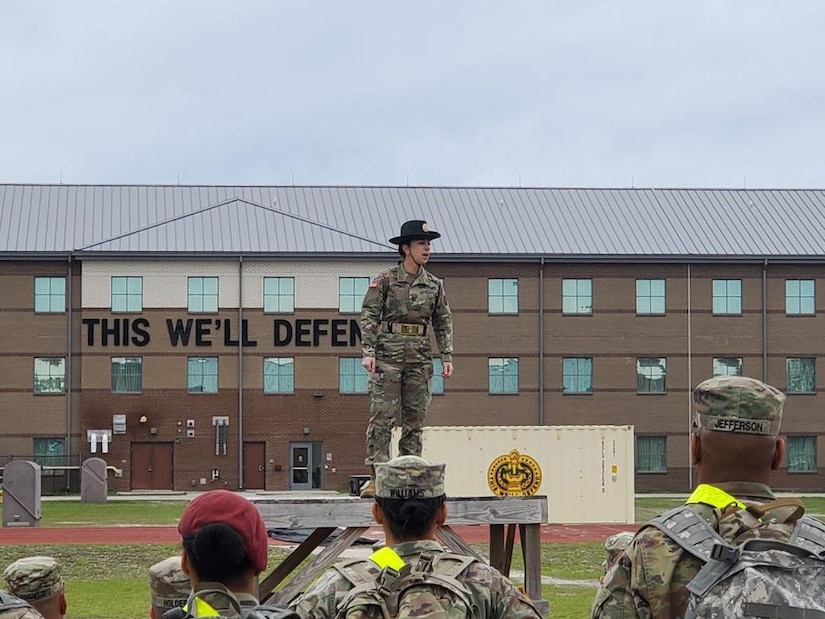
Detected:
[339,277,370,313]
[34,277,66,313]
[111,276,143,312]
[713,357,743,377]
[489,358,519,394]
[34,358,66,394]
[488,278,519,314]
[563,357,593,394]
[786,279,815,315]
[263,277,295,313]
[111,357,142,393]
[188,357,218,393]
[636,279,665,315]
[637,357,666,394]
[264,357,295,394]
[787,436,817,473]
[562,279,592,314]
[712,279,742,315]
[33,438,65,473]
[431,359,444,395]
[339,357,368,393]
[636,436,667,473]
[787,358,816,394]
[188,277,219,313]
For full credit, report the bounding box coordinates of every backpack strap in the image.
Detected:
[330,558,380,587]
[790,515,825,555]
[646,505,729,562]
[242,605,301,619]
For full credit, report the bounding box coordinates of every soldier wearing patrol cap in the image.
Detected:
[359,221,454,498]
[148,556,191,619]
[3,557,65,619]
[291,455,542,618]
[592,376,825,619]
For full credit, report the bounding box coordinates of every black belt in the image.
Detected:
[381,322,427,336]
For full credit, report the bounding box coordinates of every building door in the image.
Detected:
[290,443,312,491]
[131,443,174,490]
[243,442,266,490]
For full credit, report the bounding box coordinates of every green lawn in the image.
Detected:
[5,496,824,618]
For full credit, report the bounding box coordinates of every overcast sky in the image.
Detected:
[2,1,824,188]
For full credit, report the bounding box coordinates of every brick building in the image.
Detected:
[1,184,823,493]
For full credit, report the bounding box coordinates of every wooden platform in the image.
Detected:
[253,495,549,615]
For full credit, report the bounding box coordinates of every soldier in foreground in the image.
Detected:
[592,375,824,618]
[3,557,65,619]
[149,556,191,619]
[291,455,542,619]
[359,220,454,498]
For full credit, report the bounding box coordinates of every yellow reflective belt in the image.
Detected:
[369,546,406,571]
[685,484,746,510]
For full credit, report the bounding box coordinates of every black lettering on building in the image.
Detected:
[131,318,150,346]
[274,319,292,346]
[295,319,311,347]
[195,318,213,347]
[167,319,194,346]
[83,318,100,346]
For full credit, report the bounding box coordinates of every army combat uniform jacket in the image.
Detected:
[290,540,542,619]
[360,265,453,365]
[592,481,799,619]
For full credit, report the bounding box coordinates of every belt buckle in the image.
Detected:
[400,324,418,335]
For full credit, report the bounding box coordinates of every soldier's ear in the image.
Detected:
[435,502,447,526]
[372,502,385,525]
[180,550,191,576]
[771,437,785,471]
[59,591,67,615]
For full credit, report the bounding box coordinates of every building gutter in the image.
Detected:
[538,257,545,425]
[238,255,245,489]
[687,263,693,490]
[66,255,73,489]
[763,259,768,382]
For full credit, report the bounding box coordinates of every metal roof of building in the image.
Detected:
[1,184,824,259]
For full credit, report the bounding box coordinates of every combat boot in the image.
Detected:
[359,467,376,498]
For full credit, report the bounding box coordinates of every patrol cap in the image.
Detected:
[375,455,446,500]
[178,490,269,573]
[3,557,62,602]
[148,556,190,612]
[602,532,634,569]
[693,375,785,437]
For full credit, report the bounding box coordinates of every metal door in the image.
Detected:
[243,442,266,490]
[130,443,174,490]
[290,443,312,491]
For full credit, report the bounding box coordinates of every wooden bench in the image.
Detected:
[254,495,548,615]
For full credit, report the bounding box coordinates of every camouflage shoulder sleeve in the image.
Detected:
[288,568,346,619]
[431,276,453,363]
[591,534,650,619]
[359,271,389,357]
[463,563,542,619]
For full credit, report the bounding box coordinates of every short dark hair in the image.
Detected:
[182,523,255,584]
[375,495,445,540]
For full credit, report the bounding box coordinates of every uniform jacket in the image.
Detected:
[592,481,802,619]
[360,265,453,363]
[290,540,541,619]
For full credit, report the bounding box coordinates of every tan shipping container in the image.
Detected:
[394,425,635,524]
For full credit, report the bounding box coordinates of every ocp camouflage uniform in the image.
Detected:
[591,482,801,619]
[290,539,540,619]
[360,263,453,463]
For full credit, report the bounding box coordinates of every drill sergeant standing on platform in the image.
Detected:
[359,220,454,498]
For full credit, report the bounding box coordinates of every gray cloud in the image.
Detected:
[1,1,824,188]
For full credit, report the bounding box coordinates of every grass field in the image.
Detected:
[4,495,825,618]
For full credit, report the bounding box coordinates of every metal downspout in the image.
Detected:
[762,259,768,382]
[539,257,545,425]
[238,256,244,489]
[686,263,693,490]
[66,256,73,490]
